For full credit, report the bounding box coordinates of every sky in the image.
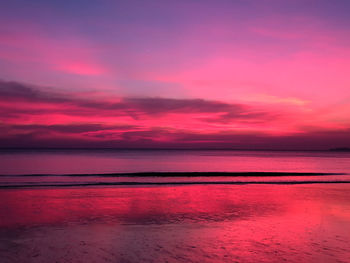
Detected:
[0,0,350,149]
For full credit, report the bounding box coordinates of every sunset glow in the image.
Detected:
[1,0,350,149]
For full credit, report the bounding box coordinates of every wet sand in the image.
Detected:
[0,184,350,263]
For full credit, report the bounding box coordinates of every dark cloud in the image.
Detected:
[199,111,276,124]
[1,127,350,150]
[121,97,240,114]
[0,123,139,135]
[0,80,272,122]
[0,80,69,103]
[2,80,349,150]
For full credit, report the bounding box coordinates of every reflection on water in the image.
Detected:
[0,185,281,227]
[0,184,350,262]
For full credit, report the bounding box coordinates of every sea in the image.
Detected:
[0,149,350,187]
[1,149,350,262]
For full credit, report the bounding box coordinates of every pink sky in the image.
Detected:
[0,0,350,149]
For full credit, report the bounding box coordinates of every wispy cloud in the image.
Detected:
[1,80,349,149]
[0,80,273,122]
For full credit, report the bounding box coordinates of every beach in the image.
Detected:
[1,184,350,263]
[2,0,350,261]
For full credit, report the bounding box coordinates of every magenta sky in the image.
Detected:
[1,0,350,149]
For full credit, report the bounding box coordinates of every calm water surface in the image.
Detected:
[1,150,350,262]
[0,184,349,262]
[1,150,350,187]
[1,150,350,175]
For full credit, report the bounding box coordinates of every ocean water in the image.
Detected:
[1,150,350,262]
[1,184,350,262]
[0,150,350,187]
[1,149,350,175]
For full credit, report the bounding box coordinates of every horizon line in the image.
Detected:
[1,147,350,152]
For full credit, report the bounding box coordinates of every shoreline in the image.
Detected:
[1,184,350,262]
[1,180,350,189]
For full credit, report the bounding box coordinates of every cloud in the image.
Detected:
[0,80,272,122]
[1,124,350,150]
[0,80,69,103]
[1,80,349,149]
[1,123,138,134]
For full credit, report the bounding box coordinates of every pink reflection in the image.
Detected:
[0,184,350,262]
[0,185,282,227]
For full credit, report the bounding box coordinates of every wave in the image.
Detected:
[1,172,349,188]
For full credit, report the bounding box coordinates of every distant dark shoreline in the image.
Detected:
[1,147,350,152]
[329,147,350,152]
[0,172,345,177]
